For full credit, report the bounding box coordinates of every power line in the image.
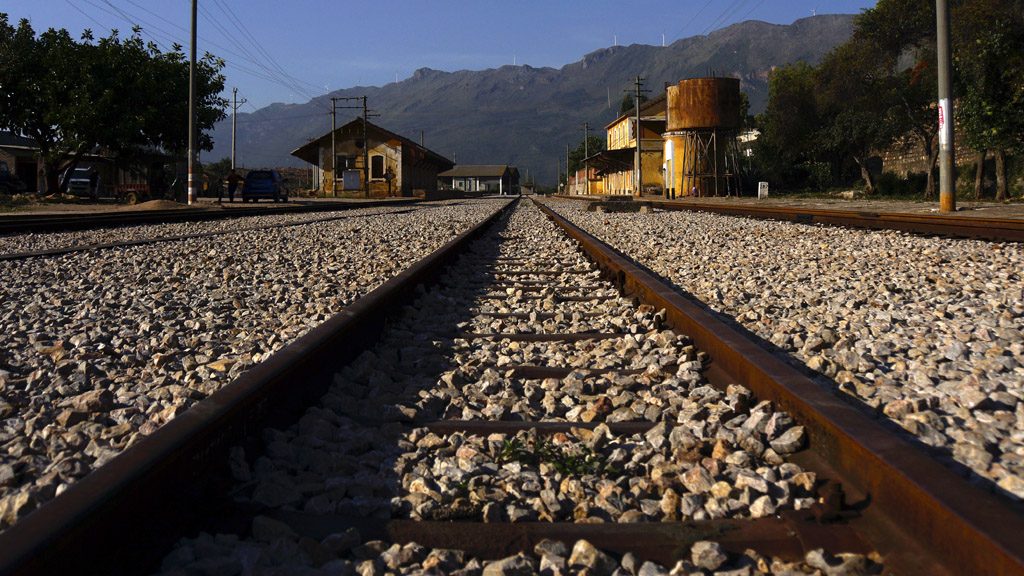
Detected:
[702,0,751,36]
[72,0,330,111]
[669,0,715,42]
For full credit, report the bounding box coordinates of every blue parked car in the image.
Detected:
[241,169,288,202]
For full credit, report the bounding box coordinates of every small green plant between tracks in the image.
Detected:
[497,433,620,478]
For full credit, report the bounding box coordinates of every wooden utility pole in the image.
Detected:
[566,143,570,194]
[936,0,956,212]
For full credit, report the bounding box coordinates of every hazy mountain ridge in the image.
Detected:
[209,15,854,182]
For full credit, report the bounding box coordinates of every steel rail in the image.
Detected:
[0,207,417,261]
[0,200,514,576]
[0,199,418,235]
[648,200,1024,242]
[536,200,1024,576]
[552,194,1024,242]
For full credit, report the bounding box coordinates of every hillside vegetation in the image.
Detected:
[211,15,854,183]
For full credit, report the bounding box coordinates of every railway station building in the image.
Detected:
[584,93,667,196]
[290,119,454,198]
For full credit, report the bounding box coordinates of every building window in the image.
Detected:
[371,155,385,179]
[336,155,357,170]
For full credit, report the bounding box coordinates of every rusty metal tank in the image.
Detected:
[666,77,742,132]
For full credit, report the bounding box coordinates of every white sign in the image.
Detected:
[938,98,951,147]
[758,181,769,199]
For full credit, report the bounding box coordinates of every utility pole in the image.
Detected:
[566,143,570,194]
[231,88,247,171]
[187,0,197,205]
[332,96,378,198]
[936,0,956,212]
[582,122,591,195]
[331,97,339,197]
[361,96,369,198]
[631,76,649,197]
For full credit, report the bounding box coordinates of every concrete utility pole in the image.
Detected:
[362,96,369,198]
[333,96,376,197]
[936,0,956,212]
[582,122,591,195]
[331,97,339,197]
[187,0,198,205]
[231,88,247,171]
[631,76,649,197]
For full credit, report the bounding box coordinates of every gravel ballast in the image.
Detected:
[155,202,878,576]
[0,199,507,529]
[541,198,1024,501]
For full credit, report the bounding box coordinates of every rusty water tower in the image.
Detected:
[663,77,742,197]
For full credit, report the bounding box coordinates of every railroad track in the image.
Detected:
[554,195,1024,243]
[1,200,1021,575]
[0,198,416,235]
[0,205,419,260]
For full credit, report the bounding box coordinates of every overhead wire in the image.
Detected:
[669,0,715,42]
[70,0,331,112]
[205,0,328,107]
[702,0,750,35]
[737,0,769,23]
[64,0,114,35]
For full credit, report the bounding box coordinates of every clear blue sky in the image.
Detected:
[14,1,877,110]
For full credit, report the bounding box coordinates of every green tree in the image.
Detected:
[204,157,232,184]
[618,93,634,117]
[852,0,942,197]
[0,15,226,194]
[567,135,606,175]
[815,41,903,193]
[753,62,821,187]
[955,0,1024,200]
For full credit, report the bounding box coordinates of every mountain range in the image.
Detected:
[207,14,855,184]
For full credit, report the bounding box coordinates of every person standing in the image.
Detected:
[227,169,240,203]
[88,169,99,200]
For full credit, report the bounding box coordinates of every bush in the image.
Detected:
[875,171,929,198]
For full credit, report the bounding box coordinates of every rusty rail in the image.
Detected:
[649,200,1024,242]
[0,200,514,576]
[0,199,419,235]
[4,196,1022,575]
[552,194,1024,242]
[536,200,1024,576]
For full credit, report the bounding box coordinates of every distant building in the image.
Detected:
[290,119,454,197]
[0,132,41,192]
[738,129,760,158]
[567,167,604,195]
[438,165,520,194]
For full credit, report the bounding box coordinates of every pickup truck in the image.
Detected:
[61,166,95,198]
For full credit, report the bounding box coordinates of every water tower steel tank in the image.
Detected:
[664,77,743,198]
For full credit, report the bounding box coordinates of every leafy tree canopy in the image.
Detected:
[568,135,606,175]
[0,14,227,193]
